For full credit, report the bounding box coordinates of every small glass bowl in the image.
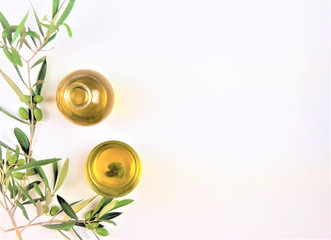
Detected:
[85,141,142,198]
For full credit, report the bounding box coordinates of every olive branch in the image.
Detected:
[0,1,133,239]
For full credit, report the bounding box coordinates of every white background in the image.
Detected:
[0,0,330,239]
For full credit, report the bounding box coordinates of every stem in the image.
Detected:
[5,219,63,232]
[4,36,50,240]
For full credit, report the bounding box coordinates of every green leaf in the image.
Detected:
[24,30,41,43]
[92,197,113,217]
[52,0,60,19]
[32,7,44,37]
[33,183,43,197]
[2,25,16,43]
[36,200,43,216]
[63,196,97,220]
[35,58,47,95]
[22,197,44,205]
[22,38,33,51]
[0,11,10,31]
[98,212,122,221]
[56,0,75,26]
[11,158,61,172]
[53,161,58,189]
[32,80,44,88]
[12,11,29,42]
[72,228,82,240]
[3,47,15,64]
[27,27,37,47]
[13,65,28,88]
[13,128,29,154]
[42,33,56,49]
[54,158,69,192]
[16,182,35,206]
[112,199,134,211]
[25,180,41,192]
[11,47,23,67]
[57,195,78,220]
[98,200,119,218]
[31,56,46,69]
[61,23,72,37]
[102,220,117,226]
[16,200,29,220]
[0,70,29,105]
[43,222,75,230]
[6,147,12,159]
[30,158,51,190]
[0,107,28,124]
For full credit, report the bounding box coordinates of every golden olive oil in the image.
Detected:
[56,69,114,126]
[85,141,142,198]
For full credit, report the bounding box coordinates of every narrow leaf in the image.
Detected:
[32,80,45,87]
[0,107,28,124]
[98,212,122,221]
[31,56,46,69]
[13,128,29,154]
[2,25,16,43]
[6,147,13,158]
[32,7,44,37]
[16,182,35,206]
[28,27,38,47]
[53,161,58,189]
[33,183,43,197]
[25,180,41,191]
[112,199,134,210]
[56,0,75,25]
[92,197,113,217]
[13,65,28,88]
[57,195,78,220]
[0,141,14,153]
[11,158,61,172]
[42,222,75,230]
[98,200,119,218]
[0,70,29,105]
[42,34,56,49]
[22,197,44,205]
[54,158,69,192]
[52,0,60,19]
[10,47,23,67]
[61,23,72,37]
[13,11,29,42]
[63,196,97,220]
[24,31,41,42]
[3,47,15,64]
[31,158,51,190]
[16,200,29,220]
[46,189,52,206]
[102,220,117,226]
[35,58,47,95]
[0,11,10,30]
[36,200,43,216]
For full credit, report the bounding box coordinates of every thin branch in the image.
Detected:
[0,107,29,124]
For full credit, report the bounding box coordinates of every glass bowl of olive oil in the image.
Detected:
[56,69,114,126]
[85,141,142,198]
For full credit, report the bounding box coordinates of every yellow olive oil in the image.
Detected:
[56,69,114,126]
[85,141,142,198]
